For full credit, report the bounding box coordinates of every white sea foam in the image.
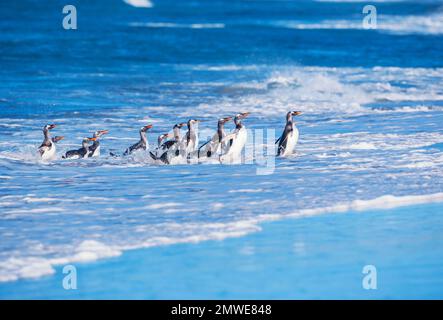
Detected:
[22,197,61,203]
[143,202,181,210]
[123,0,153,8]
[130,22,225,29]
[317,132,443,152]
[228,189,265,193]
[0,240,121,282]
[0,257,55,282]
[186,66,443,117]
[191,64,259,71]
[289,193,443,216]
[273,11,443,35]
[69,240,122,263]
[379,12,443,35]
[348,142,377,150]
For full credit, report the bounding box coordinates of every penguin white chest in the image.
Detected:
[222,127,247,160]
[91,145,100,157]
[40,143,56,161]
[282,125,299,156]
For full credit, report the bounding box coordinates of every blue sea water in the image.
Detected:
[2,202,443,299]
[1,0,443,299]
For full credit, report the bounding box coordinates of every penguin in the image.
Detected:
[276,111,302,157]
[63,137,97,159]
[123,124,153,156]
[38,124,59,160]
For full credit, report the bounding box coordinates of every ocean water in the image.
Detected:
[1,0,443,298]
[2,202,443,299]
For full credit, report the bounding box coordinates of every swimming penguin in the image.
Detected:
[157,133,172,148]
[123,124,153,156]
[198,116,232,159]
[168,122,187,151]
[63,137,97,159]
[183,119,201,155]
[87,130,109,158]
[148,133,172,159]
[276,111,302,157]
[150,122,186,164]
[38,124,60,161]
[220,112,250,162]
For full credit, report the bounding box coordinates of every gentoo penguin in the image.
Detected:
[38,124,59,161]
[157,133,172,148]
[182,119,201,158]
[276,111,302,157]
[87,130,109,158]
[198,116,232,159]
[149,132,172,159]
[123,124,153,156]
[150,122,186,164]
[63,137,97,159]
[169,122,187,152]
[220,112,250,162]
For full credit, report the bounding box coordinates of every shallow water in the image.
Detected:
[2,202,443,299]
[0,0,443,296]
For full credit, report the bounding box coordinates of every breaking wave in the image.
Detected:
[186,66,443,117]
[129,22,225,29]
[123,0,153,8]
[272,11,443,35]
[1,192,442,282]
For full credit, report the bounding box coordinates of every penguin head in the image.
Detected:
[140,124,153,132]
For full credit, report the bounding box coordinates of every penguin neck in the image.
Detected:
[188,125,197,137]
[140,130,147,146]
[286,114,294,126]
[286,113,293,123]
[173,127,181,141]
[217,122,225,142]
[43,128,51,142]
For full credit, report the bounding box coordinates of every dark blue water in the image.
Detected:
[1,0,442,118]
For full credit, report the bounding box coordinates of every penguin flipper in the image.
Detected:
[221,133,236,144]
[149,151,158,160]
[198,140,211,158]
[159,152,170,164]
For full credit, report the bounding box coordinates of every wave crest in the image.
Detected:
[123,0,153,8]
